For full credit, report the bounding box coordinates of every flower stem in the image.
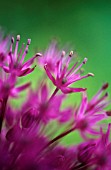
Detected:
[49,87,59,101]
[48,126,76,146]
[0,96,8,133]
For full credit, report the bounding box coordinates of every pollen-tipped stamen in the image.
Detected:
[35,53,42,57]
[14,35,20,61]
[61,51,73,78]
[72,72,94,83]
[10,37,14,53]
[58,51,65,73]
[66,61,79,77]
[20,39,31,64]
[91,83,109,104]
[102,83,109,90]
[72,58,88,75]
[17,43,25,62]
[92,92,108,106]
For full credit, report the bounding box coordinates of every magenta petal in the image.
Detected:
[77,93,88,119]
[44,64,56,85]
[11,82,31,97]
[41,84,48,101]
[90,114,106,123]
[101,123,111,146]
[3,66,10,73]
[61,87,87,94]
[22,55,37,68]
[59,108,72,123]
[15,82,31,92]
[18,66,36,77]
[87,128,100,135]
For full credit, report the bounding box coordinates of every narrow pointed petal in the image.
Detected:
[61,87,87,94]
[41,84,48,101]
[11,82,31,97]
[22,53,41,69]
[44,64,56,85]
[3,66,10,73]
[18,66,36,77]
[77,92,88,118]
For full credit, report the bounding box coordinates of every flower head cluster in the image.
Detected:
[2,35,41,77]
[0,32,110,170]
[43,49,94,94]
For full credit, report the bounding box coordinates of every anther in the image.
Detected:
[69,51,73,57]
[61,50,65,57]
[83,58,88,64]
[88,73,94,77]
[11,37,14,44]
[25,49,28,54]
[27,39,31,45]
[36,53,42,57]
[105,92,108,97]
[16,35,20,41]
[106,111,111,116]
[102,83,109,90]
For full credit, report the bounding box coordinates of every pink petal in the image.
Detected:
[77,92,88,118]
[40,84,48,101]
[3,66,10,73]
[61,87,87,94]
[44,64,56,85]
[22,55,37,69]
[59,108,72,123]
[18,66,36,77]
[11,82,31,97]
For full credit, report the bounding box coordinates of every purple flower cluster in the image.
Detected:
[0,32,111,170]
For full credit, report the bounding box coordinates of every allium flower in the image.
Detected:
[73,83,109,138]
[21,83,72,125]
[0,31,111,170]
[0,71,31,98]
[3,35,41,77]
[93,124,111,170]
[38,42,61,73]
[44,50,94,94]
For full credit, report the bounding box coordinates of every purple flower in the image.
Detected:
[93,124,111,170]
[73,83,109,139]
[38,42,61,73]
[44,50,94,94]
[0,31,111,170]
[21,83,67,125]
[3,35,41,77]
[0,71,31,98]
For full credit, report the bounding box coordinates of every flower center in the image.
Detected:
[62,78,67,84]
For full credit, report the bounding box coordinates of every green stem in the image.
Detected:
[47,126,76,146]
[49,87,59,101]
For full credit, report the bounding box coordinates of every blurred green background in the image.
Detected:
[0,0,111,144]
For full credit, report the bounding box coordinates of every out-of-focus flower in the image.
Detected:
[73,83,109,139]
[2,35,41,77]
[44,50,94,94]
[38,42,61,73]
[0,71,31,98]
[21,83,72,125]
[0,32,110,170]
[93,124,111,170]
